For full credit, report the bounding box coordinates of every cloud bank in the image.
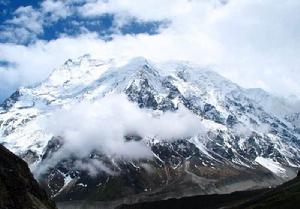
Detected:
[35,94,205,176]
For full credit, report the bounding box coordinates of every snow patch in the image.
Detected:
[255,157,287,177]
[188,136,214,159]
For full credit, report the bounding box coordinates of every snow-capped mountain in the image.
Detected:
[0,55,299,203]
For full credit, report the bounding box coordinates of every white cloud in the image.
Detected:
[206,0,300,96]
[233,123,270,138]
[0,6,44,43]
[8,6,43,34]
[74,159,116,176]
[0,1,73,44]
[41,0,72,21]
[35,94,204,175]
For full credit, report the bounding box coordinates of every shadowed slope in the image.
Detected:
[0,145,57,209]
[117,172,300,209]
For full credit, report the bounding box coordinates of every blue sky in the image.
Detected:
[0,0,164,45]
[0,0,300,102]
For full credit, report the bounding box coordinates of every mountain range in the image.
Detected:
[0,55,300,207]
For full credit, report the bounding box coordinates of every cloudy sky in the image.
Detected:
[0,0,299,102]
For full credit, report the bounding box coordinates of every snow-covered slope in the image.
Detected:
[0,55,300,202]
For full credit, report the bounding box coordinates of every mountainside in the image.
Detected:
[117,171,300,209]
[230,171,300,209]
[0,55,300,205]
[0,145,57,209]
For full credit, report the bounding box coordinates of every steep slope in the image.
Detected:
[0,55,299,204]
[0,145,57,209]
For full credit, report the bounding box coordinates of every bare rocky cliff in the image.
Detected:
[0,145,57,209]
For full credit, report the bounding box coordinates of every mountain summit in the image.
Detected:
[0,55,299,204]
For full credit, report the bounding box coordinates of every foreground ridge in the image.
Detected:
[0,145,57,209]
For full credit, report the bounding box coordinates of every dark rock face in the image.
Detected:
[0,145,57,209]
[1,90,21,110]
